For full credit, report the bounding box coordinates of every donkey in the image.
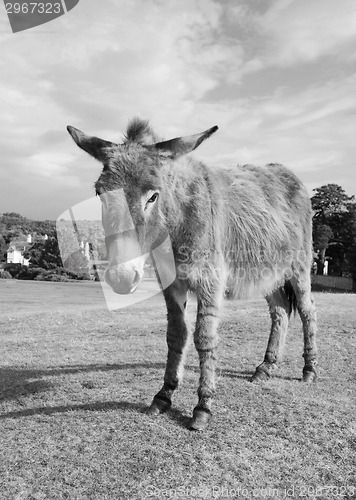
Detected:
[67,118,317,431]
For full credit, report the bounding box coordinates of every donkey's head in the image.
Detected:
[67,118,218,294]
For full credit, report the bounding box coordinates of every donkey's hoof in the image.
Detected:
[250,367,270,383]
[302,368,317,383]
[188,406,212,431]
[147,396,172,416]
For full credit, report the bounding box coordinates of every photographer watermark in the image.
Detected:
[56,191,176,310]
[145,485,280,498]
[3,0,80,33]
[145,484,356,498]
[175,244,307,288]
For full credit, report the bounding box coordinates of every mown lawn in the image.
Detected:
[0,281,355,499]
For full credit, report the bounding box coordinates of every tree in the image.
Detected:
[25,237,62,269]
[25,235,90,278]
[1,212,27,220]
[0,212,32,244]
[0,234,7,262]
[312,224,333,274]
[344,203,356,284]
[0,213,56,246]
[311,184,356,275]
[311,184,354,220]
[30,220,56,237]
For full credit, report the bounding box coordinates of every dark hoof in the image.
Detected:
[250,367,270,383]
[188,406,212,431]
[147,396,172,416]
[302,368,317,383]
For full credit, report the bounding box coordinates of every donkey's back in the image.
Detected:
[221,162,313,299]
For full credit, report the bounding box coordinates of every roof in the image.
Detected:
[7,242,32,252]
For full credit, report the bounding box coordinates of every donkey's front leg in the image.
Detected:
[189,291,223,431]
[148,278,189,415]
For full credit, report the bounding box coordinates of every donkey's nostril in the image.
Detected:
[132,271,141,287]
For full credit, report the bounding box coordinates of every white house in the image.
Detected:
[6,234,33,266]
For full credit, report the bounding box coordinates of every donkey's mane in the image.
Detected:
[124,118,158,145]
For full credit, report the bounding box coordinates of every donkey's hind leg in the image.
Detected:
[291,273,317,383]
[148,278,189,415]
[251,287,291,382]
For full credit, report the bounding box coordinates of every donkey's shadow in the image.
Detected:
[0,400,146,420]
[0,362,165,401]
[0,362,297,421]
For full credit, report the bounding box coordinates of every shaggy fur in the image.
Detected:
[67,118,318,430]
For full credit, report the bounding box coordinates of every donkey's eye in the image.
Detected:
[147,193,159,204]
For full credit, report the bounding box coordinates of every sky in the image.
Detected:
[0,0,356,220]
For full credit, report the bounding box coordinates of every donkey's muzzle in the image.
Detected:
[104,264,143,295]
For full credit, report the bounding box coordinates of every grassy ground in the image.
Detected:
[0,281,355,499]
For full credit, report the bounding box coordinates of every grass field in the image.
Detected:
[0,280,355,499]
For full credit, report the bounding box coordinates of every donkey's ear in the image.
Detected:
[153,125,218,158]
[67,126,115,162]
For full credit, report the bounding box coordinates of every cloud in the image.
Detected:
[270,0,356,65]
[247,0,356,68]
[193,70,356,192]
[0,0,356,219]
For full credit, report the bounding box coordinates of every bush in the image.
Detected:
[3,263,92,282]
[42,273,69,282]
[0,270,12,279]
[3,263,23,278]
[75,272,91,281]
[16,266,47,280]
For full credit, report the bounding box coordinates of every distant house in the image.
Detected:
[6,234,32,266]
[6,234,48,267]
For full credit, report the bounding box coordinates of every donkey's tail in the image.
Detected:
[283,280,298,316]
